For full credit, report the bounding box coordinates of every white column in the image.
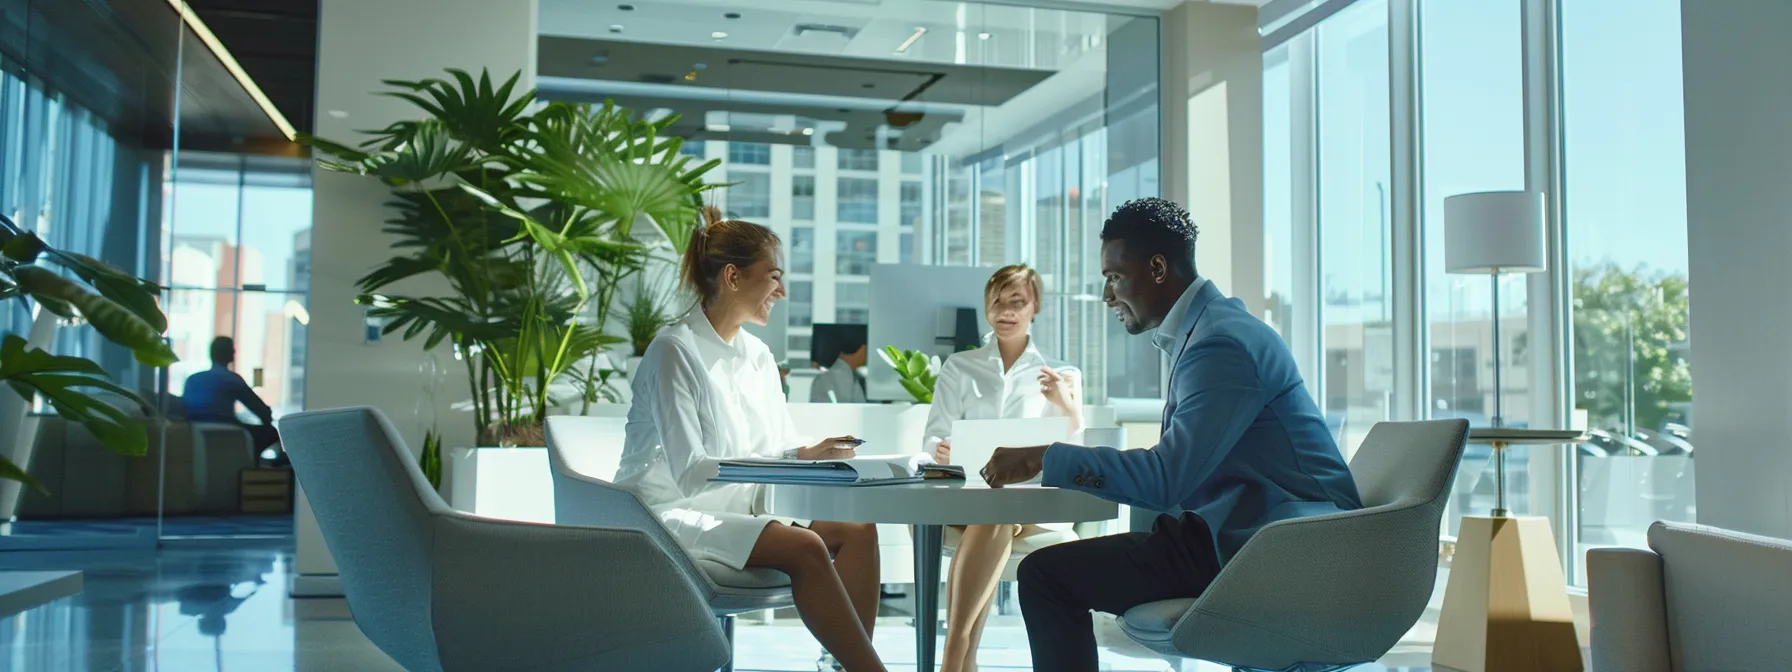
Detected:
[1160,2,1265,316]
[298,0,538,594]
[1682,0,1792,540]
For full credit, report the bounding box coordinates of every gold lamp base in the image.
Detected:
[1432,515,1584,672]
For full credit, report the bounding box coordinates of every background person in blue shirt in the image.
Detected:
[981,198,1363,671]
[182,336,283,465]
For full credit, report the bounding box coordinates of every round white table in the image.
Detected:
[763,481,1117,671]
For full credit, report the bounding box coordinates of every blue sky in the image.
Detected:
[1267,0,1689,321]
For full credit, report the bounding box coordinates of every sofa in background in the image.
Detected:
[15,415,257,518]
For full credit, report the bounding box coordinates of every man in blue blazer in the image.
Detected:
[981,198,1363,671]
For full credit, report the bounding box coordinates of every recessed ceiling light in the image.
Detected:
[609,24,624,33]
[978,32,991,40]
[802,128,814,136]
[711,31,728,39]
[326,110,349,119]
[723,12,741,19]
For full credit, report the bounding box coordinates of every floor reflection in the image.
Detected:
[0,537,1458,671]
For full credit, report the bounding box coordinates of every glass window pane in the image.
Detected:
[900,181,923,228]
[1264,44,1298,347]
[945,164,974,265]
[837,177,878,224]
[836,230,877,275]
[792,175,815,221]
[1562,0,1694,575]
[726,171,771,219]
[836,281,870,324]
[790,226,815,274]
[169,170,242,289]
[680,139,706,158]
[1419,0,1533,533]
[788,280,813,327]
[838,148,879,172]
[238,177,313,292]
[1317,0,1391,457]
[900,231,914,264]
[728,142,770,165]
[793,146,815,169]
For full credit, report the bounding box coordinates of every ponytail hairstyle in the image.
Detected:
[681,206,783,307]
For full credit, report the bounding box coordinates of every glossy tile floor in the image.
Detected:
[0,536,1455,671]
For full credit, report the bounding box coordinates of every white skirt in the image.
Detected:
[651,482,806,571]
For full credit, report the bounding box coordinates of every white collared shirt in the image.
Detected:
[1151,276,1209,355]
[617,310,805,507]
[922,336,1080,452]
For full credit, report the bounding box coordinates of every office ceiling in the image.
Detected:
[186,0,319,138]
[0,0,303,153]
[536,0,1136,152]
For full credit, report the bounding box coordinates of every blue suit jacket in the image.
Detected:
[1043,281,1361,563]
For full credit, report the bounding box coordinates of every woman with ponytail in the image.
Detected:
[616,208,886,671]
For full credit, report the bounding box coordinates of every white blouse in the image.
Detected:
[615,311,807,569]
[923,336,1081,454]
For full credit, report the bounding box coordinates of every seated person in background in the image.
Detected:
[809,324,869,403]
[982,199,1363,672]
[183,337,283,464]
[925,264,1083,672]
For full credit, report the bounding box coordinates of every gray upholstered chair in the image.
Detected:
[282,407,730,672]
[543,416,794,670]
[1589,521,1792,672]
[1118,419,1469,672]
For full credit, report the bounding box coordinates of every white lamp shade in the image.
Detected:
[1444,191,1547,274]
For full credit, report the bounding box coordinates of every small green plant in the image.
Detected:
[419,429,443,491]
[616,268,680,358]
[879,345,940,404]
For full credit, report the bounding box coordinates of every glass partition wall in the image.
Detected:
[536,0,1160,405]
[0,1,305,545]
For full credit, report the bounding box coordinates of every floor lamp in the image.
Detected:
[1433,191,1584,672]
[1443,190,1545,512]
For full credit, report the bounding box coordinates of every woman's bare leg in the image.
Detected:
[807,521,882,637]
[748,523,885,672]
[939,524,1016,672]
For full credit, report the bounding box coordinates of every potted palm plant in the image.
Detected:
[0,214,177,494]
[301,69,718,446]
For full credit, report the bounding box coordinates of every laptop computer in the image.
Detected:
[950,417,1073,487]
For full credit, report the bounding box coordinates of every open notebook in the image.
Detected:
[713,454,964,486]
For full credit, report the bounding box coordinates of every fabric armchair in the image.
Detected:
[1588,521,1792,672]
[282,407,730,672]
[1119,419,1469,671]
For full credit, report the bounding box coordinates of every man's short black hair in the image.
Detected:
[210,336,235,366]
[1100,198,1199,279]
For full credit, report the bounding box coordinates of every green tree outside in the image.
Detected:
[1571,262,1692,433]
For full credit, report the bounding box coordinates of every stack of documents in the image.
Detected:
[714,454,962,486]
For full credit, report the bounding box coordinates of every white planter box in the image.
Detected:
[449,446,555,524]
